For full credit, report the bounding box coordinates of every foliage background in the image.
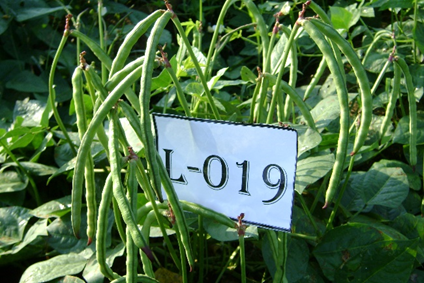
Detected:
[0,0,423,282]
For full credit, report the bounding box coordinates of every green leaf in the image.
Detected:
[13,98,48,127]
[263,236,309,282]
[295,154,334,193]
[3,162,57,176]
[370,0,413,10]
[203,217,258,242]
[413,22,424,55]
[296,125,322,155]
[0,207,32,247]
[19,253,87,283]
[0,171,28,193]
[0,13,12,35]
[47,212,88,254]
[372,159,421,191]
[240,66,256,83]
[330,6,353,30]
[393,112,424,144]
[82,243,125,283]
[30,196,72,218]
[314,222,418,282]
[360,6,375,17]
[119,118,143,152]
[342,166,409,211]
[271,32,291,73]
[6,71,48,93]
[51,276,86,283]
[1,219,48,255]
[309,92,340,131]
[16,6,70,22]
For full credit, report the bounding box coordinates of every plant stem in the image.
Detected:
[48,15,77,156]
[204,0,235,79]
[326,156,355,231]
[239,235,247,283]
[0,139,41,206]
[170,11,221,119]
[98,0,107,84]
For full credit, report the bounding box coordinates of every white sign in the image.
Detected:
[153,113,297,231]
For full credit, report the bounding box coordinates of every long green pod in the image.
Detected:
[70,29,112,70]
[73,65,147,204]
[133,158,182,270]
[362,30,392,64]
[109,109,152,257]
[126,159,139,283]
[371,58,392,95]
[110,10,162,76]
[140,211,156,277]
[82,65,110,156]
[380,63,401,140]
[306,0,331,24]
[204,0,237,79]
[249,72,263,123]
[273,232,289,283]
[49,15,77,156]
[159,51,191,117]
[157,154,195,270]
[72,66,97,244]
[300,19,349,208]
[302,57,327,101]
[309,18,372,156]
[243,0,270,65]
[282,26,299,123]
[96,173,121,280]
[272,23,301,122]
[87,60,142,114]
[394,56,417,167]
[107,57,145,91]
[84,65,109,100]
[137,200,235,229]
[279,80,317,131]
[139,11,173,204]
[70,66,84,238]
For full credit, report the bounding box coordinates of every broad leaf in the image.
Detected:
[295,154,334,193]
[393,112,424,144]
[0,207,32,247]
[6,71,48,93]
[0,171,28,193]
[314,222,418,282]
[203,217,258,242]
[341,166,409,211]
[1,219,48,255]
[31,196,72,218]
[20,253,87,283]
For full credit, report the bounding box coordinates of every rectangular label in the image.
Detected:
[153,113,297,231]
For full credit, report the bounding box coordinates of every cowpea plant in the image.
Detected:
[0,0,421,282]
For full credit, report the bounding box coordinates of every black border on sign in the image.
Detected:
[152,113,298,233]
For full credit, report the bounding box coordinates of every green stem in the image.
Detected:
[271,23,301,122]
[0,139,41,206]
[98,0,107,84]
[204,0,236,79]
[171,14,221,119]
[239,235,246,283]
[243,0,270,66]
[297,192,321,237]
[326,156,355,231]
[197,216,205,283]
[215,246,240,283]
[48,25,77,156]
